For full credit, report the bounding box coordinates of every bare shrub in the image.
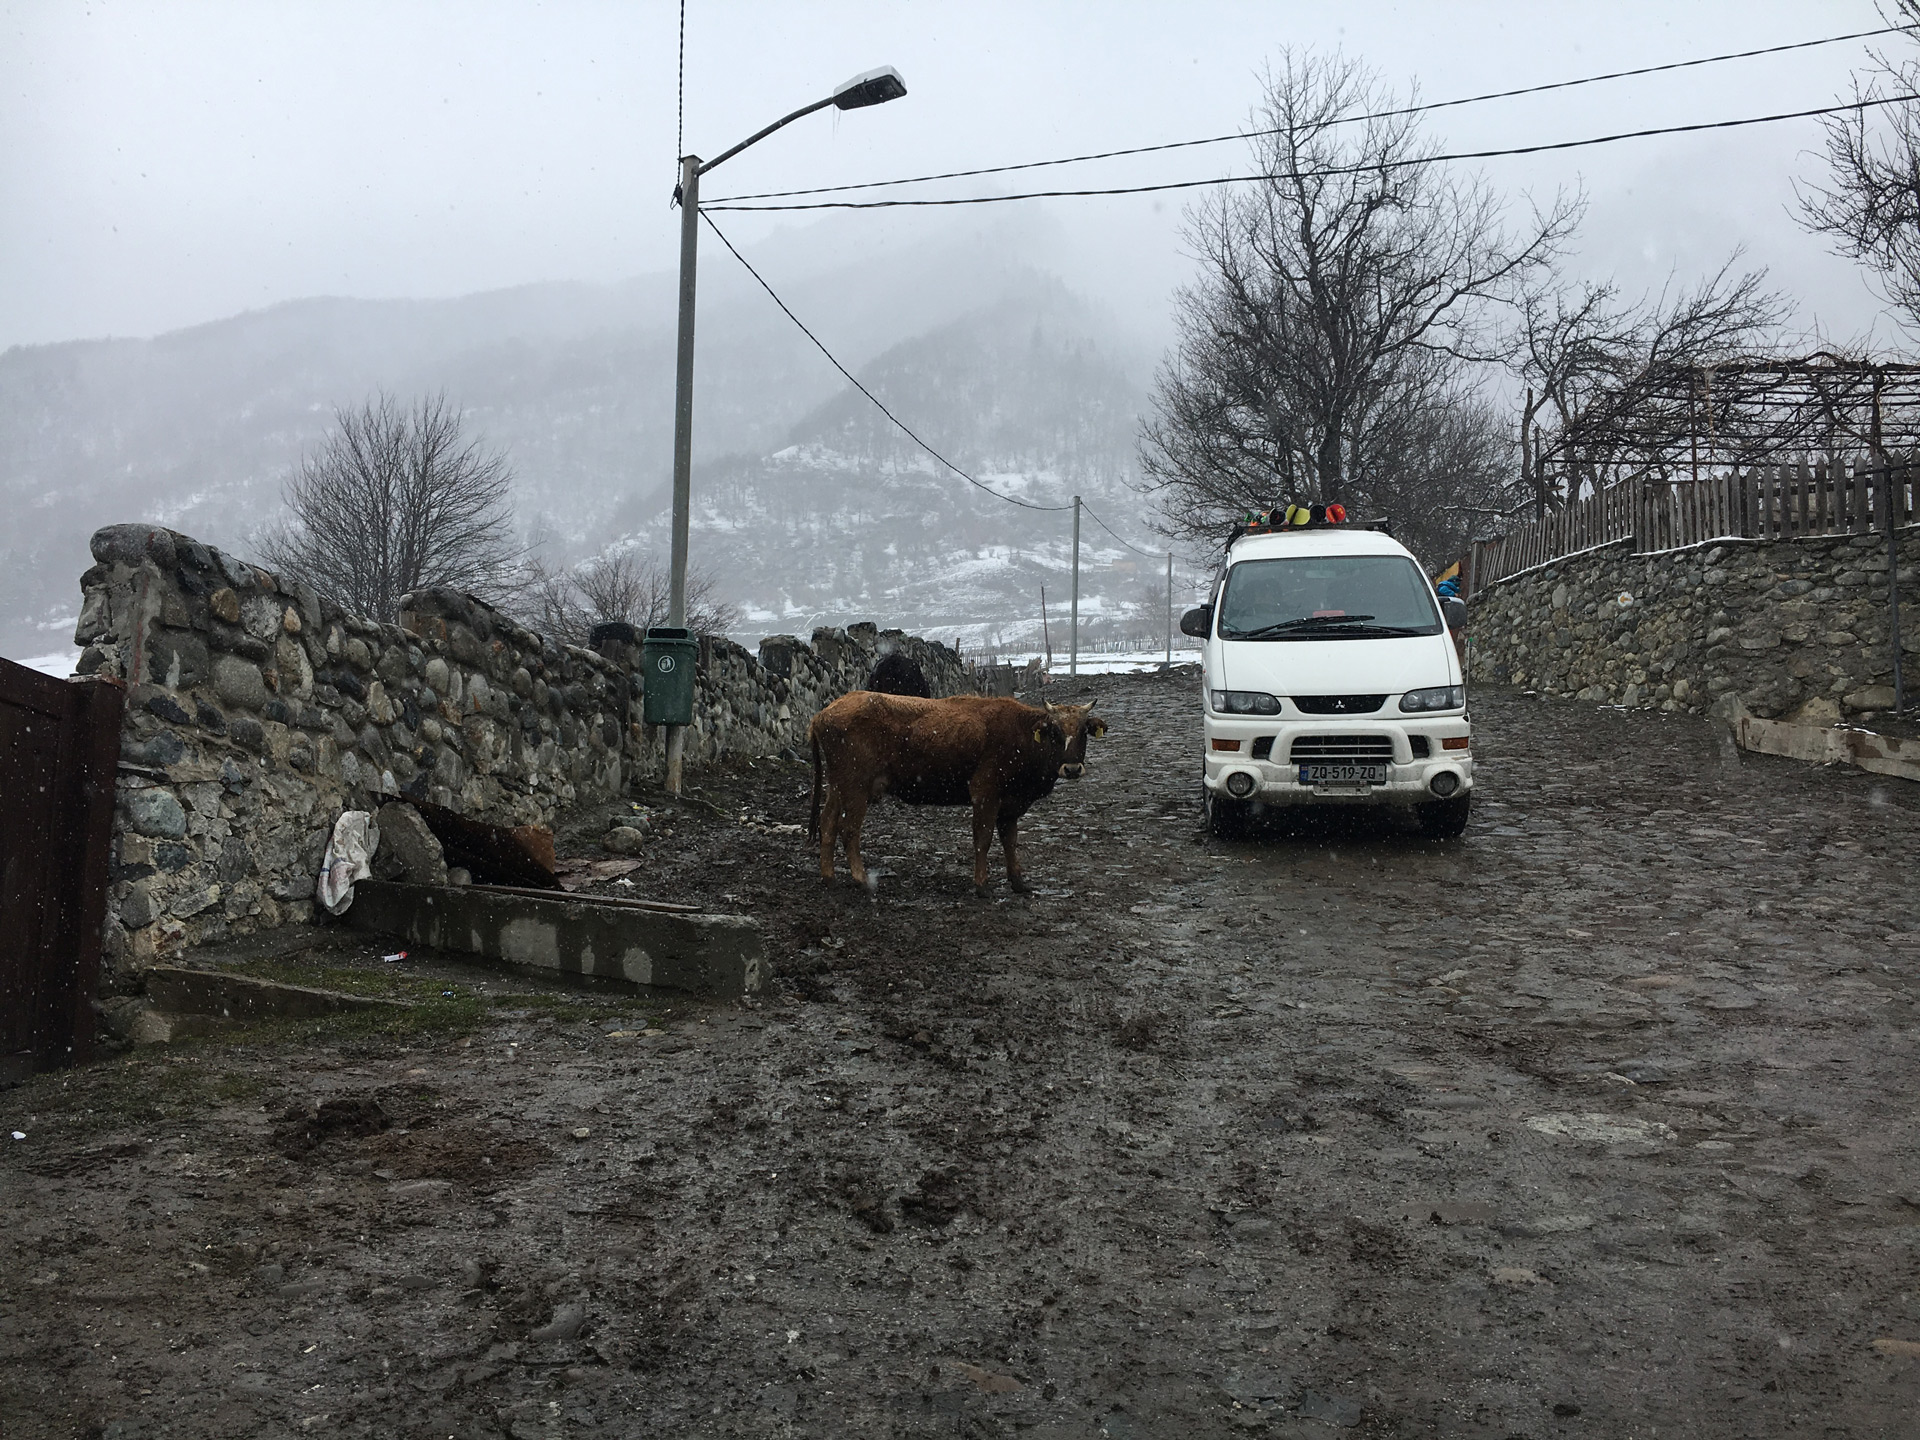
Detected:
[522,549,740,646]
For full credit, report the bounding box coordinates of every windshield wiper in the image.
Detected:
[1228,614,1377,639]
[1297,623,1429,638]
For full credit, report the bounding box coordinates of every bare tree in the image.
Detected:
[1511,279,1638,516]
[523,549,739,646]
[1358,378,1517,563]
[1141,51,1577,544]
[261,393,521,621]
[1799,3,1920,332]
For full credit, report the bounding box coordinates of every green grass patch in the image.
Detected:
[217,956,466,1005]
[202,957,617,1041]
[487,992,609,1024]
[8,1052,269,1134]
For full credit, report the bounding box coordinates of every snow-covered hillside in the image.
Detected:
[0,217,1202,658]
[620,279,1194,650]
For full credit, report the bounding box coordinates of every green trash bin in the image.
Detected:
[640,626,698,726]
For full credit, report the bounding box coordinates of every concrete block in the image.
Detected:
[1731,711,1920,783]
[344,880,767,998]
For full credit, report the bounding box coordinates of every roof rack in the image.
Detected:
[1227,514,1394,547]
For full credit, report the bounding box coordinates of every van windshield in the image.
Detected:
[1218,554,1443,639]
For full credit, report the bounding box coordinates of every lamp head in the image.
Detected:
[832,65,907,110]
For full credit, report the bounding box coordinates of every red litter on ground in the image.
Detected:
[382,951,408,963]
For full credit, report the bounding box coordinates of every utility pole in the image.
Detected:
[663,151,701,796]
[1069,495,1081,678]
[1040,584,1052,669]
[1165,550,1173,668]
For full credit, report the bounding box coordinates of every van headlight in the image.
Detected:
[1210,690,1281,715]
[1399,685,1466,712]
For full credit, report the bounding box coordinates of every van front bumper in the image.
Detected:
[1201,715,1473,807]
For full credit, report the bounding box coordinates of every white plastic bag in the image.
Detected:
[317,810,380,916]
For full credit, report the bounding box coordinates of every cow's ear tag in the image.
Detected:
[1032,724,1048,743]
[1088,719,1108,738]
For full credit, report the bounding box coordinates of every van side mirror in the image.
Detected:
[1179,605,1213,639]
[1441,596,1467,632]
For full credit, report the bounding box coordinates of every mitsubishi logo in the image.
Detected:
[1332,699,1347,711]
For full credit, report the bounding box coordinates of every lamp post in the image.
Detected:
[660,65,907,794]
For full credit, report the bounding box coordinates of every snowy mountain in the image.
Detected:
[625,276,1183,655]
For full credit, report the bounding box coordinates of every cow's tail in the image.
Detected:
[808,726,823,843]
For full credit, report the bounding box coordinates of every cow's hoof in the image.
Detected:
[1007,875,1032,894]
[973,884,991,899]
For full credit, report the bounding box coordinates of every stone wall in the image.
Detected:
[73,524,972,974]
[682,626,971,770]
[1468,527,1920,722]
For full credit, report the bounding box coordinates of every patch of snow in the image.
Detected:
[14,649,81,677]
[991,647,1199,675]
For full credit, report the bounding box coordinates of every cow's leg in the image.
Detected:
[998,814,1030,893]
[969,797,998,896]
[842,787,873,887]
[817,781,840,882]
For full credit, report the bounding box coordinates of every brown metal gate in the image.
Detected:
[0,657,124,1080]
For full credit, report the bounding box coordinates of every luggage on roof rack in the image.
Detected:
[1226,504,1394,546]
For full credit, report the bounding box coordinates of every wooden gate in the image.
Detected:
[0,658,124,1080]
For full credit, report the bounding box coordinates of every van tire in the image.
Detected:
[1415,794,1471,839]
[1206,792,1254,840]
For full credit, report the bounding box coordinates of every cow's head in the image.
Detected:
[1044,702,1108,779]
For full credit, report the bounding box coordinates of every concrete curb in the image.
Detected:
[344,881,767,998]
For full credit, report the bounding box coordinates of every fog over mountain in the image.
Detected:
[0,210,1180,661]
[6,3,1901,666]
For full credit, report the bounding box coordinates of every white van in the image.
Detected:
[1181,516,1472,839]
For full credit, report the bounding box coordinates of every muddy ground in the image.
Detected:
[5,671,1920,1439]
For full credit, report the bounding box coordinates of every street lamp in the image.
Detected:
[658,64,908,794]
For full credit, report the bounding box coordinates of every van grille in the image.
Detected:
[1291,694,1386,715]
[1289,735,1395,764]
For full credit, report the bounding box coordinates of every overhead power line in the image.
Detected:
[675,0,686,168]
[708,24,1910,204]
[706,92,1920,212]
[698,211,1074,513]
[1080,501,1164,560]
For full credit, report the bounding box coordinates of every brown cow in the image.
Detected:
[808,693,1107,895]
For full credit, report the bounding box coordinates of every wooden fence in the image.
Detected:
[1465,462,1918,595]
[0,658,124,1079]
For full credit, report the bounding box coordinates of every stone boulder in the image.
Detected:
[602,825,646,857]
[373,801,450,887]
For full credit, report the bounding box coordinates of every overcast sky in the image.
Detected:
[0,0,1902,353]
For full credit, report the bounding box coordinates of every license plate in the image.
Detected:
[1300,763,1387,785]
